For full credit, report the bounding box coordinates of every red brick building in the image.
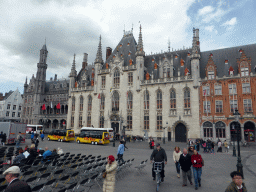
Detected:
[199,45,256,142]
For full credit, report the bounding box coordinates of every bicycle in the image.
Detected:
[153,162,163,192]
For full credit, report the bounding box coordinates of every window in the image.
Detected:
[17,112,20,117]
[88,96,92,111]
[230,100,237,113]
[202,86,210,96]
[23,107,26,115]
[102,76,106,89]
[79,115,83,128]
[229,84,237,95]
[71,116,74,127]
[244,99,252,112]
[87,114,91,127]
[215,84,222,95]
[127,92,133,109]
[208,71,214,79]
[184,88,190,109]
[170,89,176,109]
[13,105,16,110]
[203,101,211,113]
[157,115,162,130]
[112,91,119,112]
[216,100,223,113]
[80,96,83,111]
[100,94,105,110]
[215,121,226,138]
[128,72,133,86]
[144,90,149,109]
[241,67,249,77]
[127,115,132,130]
[12,112,15,117]
[114,68,120,88]
[6,111,9,117]
[157,90,162,109]
[203,122,213,137]
[144,115,149,130]
[7,104,11,110]
[242,83,250,94]
[99,116,104,128]
[19,106,21,110]
[72,97,75,111]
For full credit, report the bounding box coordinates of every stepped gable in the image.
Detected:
[200,43,256,79]
[104,33,137,68]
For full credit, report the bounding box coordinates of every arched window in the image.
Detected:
[170,89,176,109]
[144,90,149,109]
[87,113,91,127]
[127,92,133,109]
[112,91,119,112]
[203,121,213,138]
[100,94,105,110]
[71,115,74,127]
[184,88,190,109]
[114,68,120,88]
[80,96,83,111]
[72,97,75,111]
[79,114,83,128]
[127,115,132,130]
[88,95,92,111]
[157,90,162,109]
[99,115,104,128]
[215,121,226,138]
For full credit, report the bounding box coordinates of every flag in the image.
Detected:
[56,103,61,110]
[51,102,53,108]
[98,94,101,99]
[41,104,46,110]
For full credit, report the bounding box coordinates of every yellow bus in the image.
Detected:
[47,129,75,142]
[76,127,111,145]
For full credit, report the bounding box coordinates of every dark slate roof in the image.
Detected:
[45,79,69,92]
[200,43,256,79]
[104,33,137,68]
[144,49,192,78]
[76,64,94,86]
[3,91,14,100]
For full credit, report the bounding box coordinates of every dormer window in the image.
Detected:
[241,67,249,77]
[225,60,228,64]
[180,59,184,67]
[208,71,214,79]
[128,51,131,56]
[229,66,234,76]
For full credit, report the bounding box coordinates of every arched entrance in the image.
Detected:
[230,122,241,141]
[60,119,66,129]
[53,119,58,129]
[175,123,186,142]
[203,121,213,138]
[111,122,120,140]
[244,121,255,142]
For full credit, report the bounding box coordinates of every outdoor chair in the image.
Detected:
[31,183,44,192]
[20,170,34,181]
[26,176,38,187]
[64,182,78,192]
[51,169,64,180]
[53,175,70,189]
[40,179,57,192]
[36,172,51,184]
[134,161,146,175]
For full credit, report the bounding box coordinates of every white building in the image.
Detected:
[0,89,23,122]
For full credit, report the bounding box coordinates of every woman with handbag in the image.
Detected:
[103,155,118,192]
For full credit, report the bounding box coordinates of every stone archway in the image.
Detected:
[244,121,255,142]
[172,120,189,142]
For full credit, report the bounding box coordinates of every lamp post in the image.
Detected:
[113,117,116,147]
[232,124,236,157]
[233,109,244,178]
[163,122,168,144]
[42,116,47,133]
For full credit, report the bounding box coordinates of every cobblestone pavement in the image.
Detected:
[10,139,256,192]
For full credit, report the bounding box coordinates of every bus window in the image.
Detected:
[68,131,74,137]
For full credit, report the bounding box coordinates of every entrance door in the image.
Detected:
[175,123,186,142]
[111,122,119,140]
[244,122,255,142]
[168,132,171,141]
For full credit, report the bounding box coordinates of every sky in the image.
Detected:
[0,0,255,95]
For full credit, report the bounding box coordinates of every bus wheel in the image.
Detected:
[95,142,98,145]
[58,139,61,142]
[47,138,50,141]
[91,142,94,145]
[60,139,63,142]
[77,140,80,144]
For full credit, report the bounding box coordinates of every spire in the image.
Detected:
[136,24,145,57]
[42,38,47,51]
[168,38,170,52]
[69,54,77,77]
[95,35,103,64]
[25,76,27,84]
[192,28,200,58]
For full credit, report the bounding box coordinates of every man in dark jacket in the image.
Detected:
[225,171,247,192]
[150,143,167,182]
[3,166,31,192]
[179,148,193,187]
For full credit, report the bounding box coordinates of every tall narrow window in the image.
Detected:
[102,76,106,89]
[23,107,26,115]
[87,114,91,127]
[13,105,16,110]
[215,100,223,113]
[88,95,92,111]
[144,90,149,109]
[71,115,74,127]
[202,86,210,96]
[208,71,214,79]
[72,97,75,111]
[127,92,133,109]
[7,104,11,110]
[128,72,133,86]
[203,101,211,113]
[242,83,250,94]
[215,84,222,95]
[157,90,162,109]
[184,88,190,109]
[99,116,104,128]
[6,111,9,117]
[79,115,83,128]
[230,100,237,113]
[127,115,132,130]
[100,94,105,110]
[114,68,120,88]
[244,99,252,112]
[215,121,226,138]
[229,84,237,95]
[112,91,119,112]
[144,115,149,130]
[80,96,83,111]
[157,115,162,130]
[203,121,213,137]
[170,89,176,109]
[241,67,249,77]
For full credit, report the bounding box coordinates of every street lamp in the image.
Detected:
[163,122,168,144]
[233,109,244,178]
[232,124,236,157]
[113,117,116,147]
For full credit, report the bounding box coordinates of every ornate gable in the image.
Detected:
[205,54,216,80]
[237,49,251,77]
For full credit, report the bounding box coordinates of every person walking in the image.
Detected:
[217,140,222,152]
[225,171,247,192]
[117,141,124,164]
[2,133,6,146]
[211,141,215,154]
[103,155,118,192]
[150,143,167,182]
[31,132,34,143]
[40,132,44,141]
[173,146,182,178]
[16,132,22,148]
[188,146,194,156]
[122,139,128,151]
[34,136,39,151]
[191,150,203,190]
[224,140,229,153]
[179,148,193,187]
[3,166,32,192]
[151,140,155,150]
[202,142,207,153]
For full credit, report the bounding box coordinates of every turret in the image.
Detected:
[69,54,77,96]
[191,28,200,88]
[94,36,103,93]
[24,77,28,93]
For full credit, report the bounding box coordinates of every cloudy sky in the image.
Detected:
[0,0,255,94]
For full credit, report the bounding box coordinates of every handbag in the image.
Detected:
[102,172,107,178]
